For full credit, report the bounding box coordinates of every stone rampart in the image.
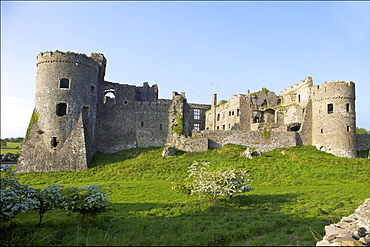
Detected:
[355,134,370,151]
[195,130,299,152]
[316,198,370,246]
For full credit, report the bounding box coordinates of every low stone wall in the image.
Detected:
[356,134,370,151]
[194,130,299,152]
[316,198,370,246]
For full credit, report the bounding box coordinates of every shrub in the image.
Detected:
[0,167,37,221]
[61,185,111,222]
[186,161,253,202]
[34,184,64,226]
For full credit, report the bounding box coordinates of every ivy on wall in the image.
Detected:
[172,113,184,135]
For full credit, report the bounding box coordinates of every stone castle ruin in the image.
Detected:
[17,51,370,172]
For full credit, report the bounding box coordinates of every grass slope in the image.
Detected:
[2,145,369,246]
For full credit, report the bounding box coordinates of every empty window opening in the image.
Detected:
[56,103,67,116]
[83,106,90,118]
[141,122,144,127]
[346,104,350,112]
[228,124,231,129]
[237,109,240,116]
[232,111,234,116]
[229,111,231,116]
[217,126,219,130]
[222,125,225,130]
[51,137,59,148]
[321,129,324,134]
[160,124,163,130]
[194,123,200,130]
[298,95,301,103]
[59,78,70,89]
[277,99,281,105]
[104,88,116,104]
[327,104,333,114]
[217,114,220,121]
[287,123,301,132]
[194,109,201,120]
[91,85,95,94]
[347,126,350,132]
[124,100,128,104]
[261,99,267,107]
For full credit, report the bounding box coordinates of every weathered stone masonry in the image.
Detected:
[17,51,369,172]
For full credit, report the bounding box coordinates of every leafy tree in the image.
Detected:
[0,140,6,148]
[61,185,111,222]
[34,184,64,226]
[0,167,37,221]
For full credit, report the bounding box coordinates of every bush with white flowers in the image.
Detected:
[34,183,64,226]
[0,166,37,221]
[61,185,111,221]
[186,161,253,202]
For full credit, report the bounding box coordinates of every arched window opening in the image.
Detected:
[104,88,116,104]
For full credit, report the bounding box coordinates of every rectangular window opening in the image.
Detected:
[347,126,350,132]
[51,137,58,148]
[194,123,200,130]
[327,104,333,114]
[59,78,70,89]
[346,104,350,112]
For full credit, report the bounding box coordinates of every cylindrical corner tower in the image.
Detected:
[311,81,356,158]
[18,51,106,172]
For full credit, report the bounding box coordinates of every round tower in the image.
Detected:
[35,51,103,148]
[311,81,356,158]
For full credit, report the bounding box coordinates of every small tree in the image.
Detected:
[61,185,110,222]
[0,167,37,221]
[186,161,253,202]
[34,184,64,226]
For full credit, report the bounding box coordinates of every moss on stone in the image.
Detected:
[172,113,184,135]
[24,110,39,141]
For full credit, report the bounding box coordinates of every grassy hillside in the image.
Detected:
[2,145,369,246]
[0,142,22,154]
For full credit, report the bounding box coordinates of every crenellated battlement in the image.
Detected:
[36,50,101,71]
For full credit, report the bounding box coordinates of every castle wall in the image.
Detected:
[17,114,88,172]
[196,130,299,152]
[96,81,172,153]
[355,134,370,151]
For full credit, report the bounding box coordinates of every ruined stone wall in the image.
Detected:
[195,130,299,152]
[355,134,370,151]
[316,198,370,246]
[17,114,88,172]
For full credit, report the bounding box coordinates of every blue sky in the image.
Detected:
[1,1,369,138]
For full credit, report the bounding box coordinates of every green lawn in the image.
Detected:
[1,145,369,246]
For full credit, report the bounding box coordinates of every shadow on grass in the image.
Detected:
[1,193,327,246]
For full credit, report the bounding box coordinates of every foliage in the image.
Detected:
[217,100,227,106]
[61,185,111,222]
[0,167,37,221]
[186,161,253,202]
[262,88,270,94]
[0,153,20,162]
[25,110,39,141]
[263,130,271,139]
[34,184,64,226]
[171,181,193,203]
[172,113,184,135]
[356,127,370,134]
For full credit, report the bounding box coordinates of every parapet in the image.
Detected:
[36,50,103,71]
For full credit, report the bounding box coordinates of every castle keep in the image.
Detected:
[17,51,369,172]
